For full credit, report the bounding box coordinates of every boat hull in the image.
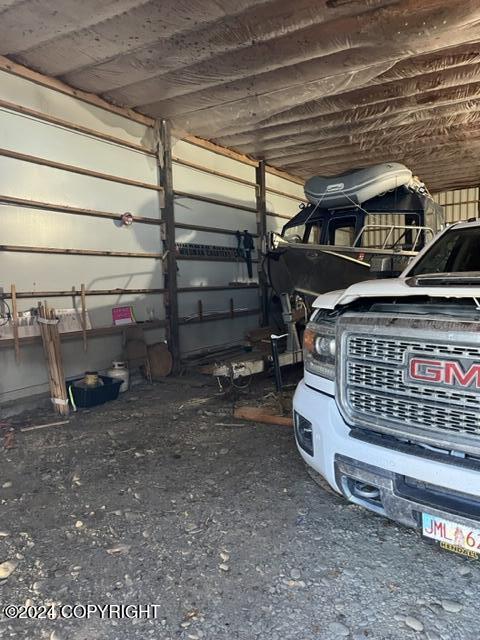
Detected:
[266,243,411,299]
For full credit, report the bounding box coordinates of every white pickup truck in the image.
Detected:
[294,219,480,558]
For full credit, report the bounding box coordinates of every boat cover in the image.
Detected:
[304,162,412,208]
[284,185,444,233]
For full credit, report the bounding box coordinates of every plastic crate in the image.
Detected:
[67,375,122,409]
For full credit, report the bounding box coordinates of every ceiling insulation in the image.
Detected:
[1,0,480,191]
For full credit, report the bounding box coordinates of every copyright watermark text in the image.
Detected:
[2,604,161,620]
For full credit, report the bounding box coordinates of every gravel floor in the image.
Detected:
[0,373,478,640]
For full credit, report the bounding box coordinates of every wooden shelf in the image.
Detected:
[0,320,166,349]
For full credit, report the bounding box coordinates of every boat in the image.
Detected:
[265,163,444,302]
[304,162,413,208]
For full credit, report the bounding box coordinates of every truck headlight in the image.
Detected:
[303,320,336,380]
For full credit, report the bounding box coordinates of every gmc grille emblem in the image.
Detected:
[407,356,480,390]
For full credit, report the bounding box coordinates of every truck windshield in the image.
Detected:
[409,227,480,275]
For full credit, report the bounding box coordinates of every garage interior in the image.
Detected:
[1,1,480,639]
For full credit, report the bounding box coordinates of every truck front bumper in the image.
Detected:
[294,379,480,530]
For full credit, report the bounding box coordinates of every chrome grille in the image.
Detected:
[349,390,480,435]
[338,315,480,454]
[349,336,480,364]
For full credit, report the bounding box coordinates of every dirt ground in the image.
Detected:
[0,372,478,640]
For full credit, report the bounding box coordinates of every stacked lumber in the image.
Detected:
[37,302,69,416]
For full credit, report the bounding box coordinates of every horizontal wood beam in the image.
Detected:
[0,320,166,349]
[175,221,258,238]
[0,148,162,192]
[177,254,258,264]
[1,287,166,299]
[265,164,304,185]
[179,308,259,325]
[0,98,155,155]
[181,134,258,167]
[0,194,161,225]
[178,284,258,293]
[266,186,307,202]
[267,211,292,221]
[0,55,155,128]
[173,156,258,189]
[0,244,163,259]
[174,190,257,213]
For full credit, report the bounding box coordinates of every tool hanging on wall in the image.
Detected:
[236,230,255,278]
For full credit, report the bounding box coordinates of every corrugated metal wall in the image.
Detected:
[433,187,480,223]
[0,69,165,405]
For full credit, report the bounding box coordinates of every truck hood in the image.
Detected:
[312,277,480,310]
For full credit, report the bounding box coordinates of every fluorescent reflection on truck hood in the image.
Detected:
[312,278,480,310]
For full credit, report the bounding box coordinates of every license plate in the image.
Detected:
[422,513,480,559]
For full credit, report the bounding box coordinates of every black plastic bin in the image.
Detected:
[67,375,122,409]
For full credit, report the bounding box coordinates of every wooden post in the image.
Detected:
[10,284,20,363]
[198,299,203,321]
[158,119,180,372]
[80,283,87,352]
[38,302,69,416]
[256,160,269,326]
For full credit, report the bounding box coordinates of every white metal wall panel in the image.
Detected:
[267,215,287,235]
[1,254,164,292]
[178,289,259,318]
[2,206,161,253]
[173,139,256,183]
[266,172,305,200]
[0,109,158,183]
[0,69,154,148]
[179,316,259,355]
[265,179,303,234]
[176,261,252,288]
[172,139,259,354]
[173,164,256,209]
[433,187,479,223]
[0,156,160,218]
[174,195,256,233]
[0,72,163,407]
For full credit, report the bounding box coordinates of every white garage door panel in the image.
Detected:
[176,260,255,288]
[0,109,158,183]
[173,164,256,208]
[178,289,258,317]
[174,196,256,233]
[1,253,164,291]
[0,70,154,148]
[1,206,161,253]
[0,156,161,218]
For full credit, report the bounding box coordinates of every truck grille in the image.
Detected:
[337,315,480,454]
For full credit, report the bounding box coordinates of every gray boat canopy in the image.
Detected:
[284,184,444,234]
[304,162,413,208]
